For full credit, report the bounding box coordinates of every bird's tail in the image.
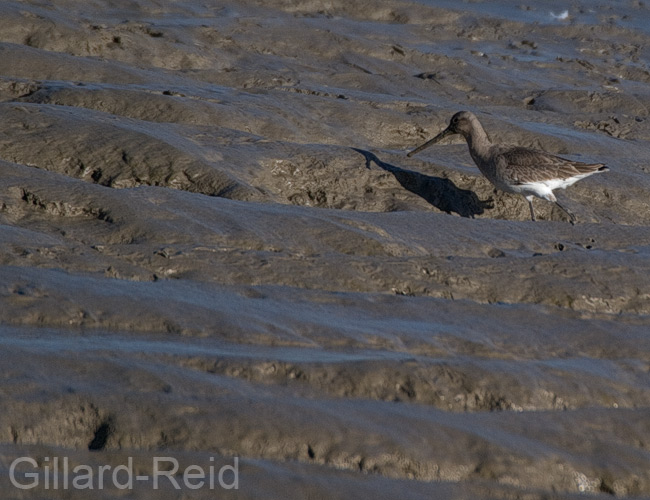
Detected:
[574,163,608,174]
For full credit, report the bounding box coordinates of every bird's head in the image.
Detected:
[407,111,477,157]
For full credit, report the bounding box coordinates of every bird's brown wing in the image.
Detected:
[497,147,606,184]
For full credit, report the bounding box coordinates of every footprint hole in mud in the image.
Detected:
[487,247,506,258]
[88,417,114,451]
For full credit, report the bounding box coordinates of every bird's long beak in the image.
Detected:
[407,127,454,157]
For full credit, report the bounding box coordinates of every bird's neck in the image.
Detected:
[465,122,492,161]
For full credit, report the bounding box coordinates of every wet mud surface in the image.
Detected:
[1,1,650,498]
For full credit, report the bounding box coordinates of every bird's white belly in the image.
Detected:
[506,182,556,201]
[504,174,590,201]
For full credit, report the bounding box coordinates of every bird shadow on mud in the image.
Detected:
[353,148,491,218]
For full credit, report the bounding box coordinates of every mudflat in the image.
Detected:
[1,1,649,498]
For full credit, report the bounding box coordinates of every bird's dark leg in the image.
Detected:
[554,201,577,225]
[526,197,536,221]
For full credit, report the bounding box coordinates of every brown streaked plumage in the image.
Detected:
[408,111,609,222]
